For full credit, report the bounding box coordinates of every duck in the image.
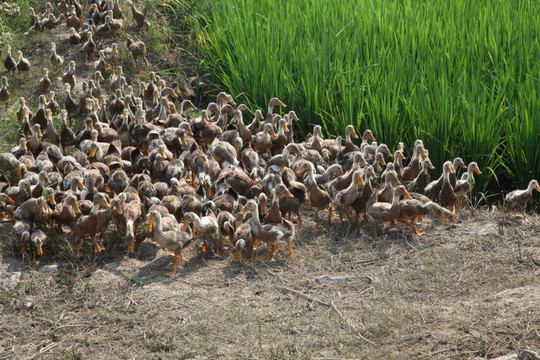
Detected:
[41,109,60,146]
[342,125,360,154]
[505,180,540,220]
[454,162,481,205]
[351,165,376,227]
[126,0,150,31]
[438,161,458,213]
[398,200,447,235]
[16,51,31,78]
[252,123,276,157]
[298,162,333,228]
[366,185,412,237]
[72,193,110,255]
[264,97,286,125]
[82,32,96,64]
[3,45,16,76]
[183,211,219,255]
[217,209,236,246]
[333,170,365,226]
[126,36,151,70]
[400,141,426,184]
[146,210,192,276]
[51,194,81,234]
[234,220,253,263]
[407,158,434,194]
[49,42,64,70]
[61,61,77,91]
[449,157,467,188]
[0,194,16,221]
[67,28,81,48]
[0,76,9,110]
[263,183,293,224]
[66,5,83,31]
[14,196,49,223]
[240,199,295,260]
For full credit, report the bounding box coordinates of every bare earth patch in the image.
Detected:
[0,207,538,359]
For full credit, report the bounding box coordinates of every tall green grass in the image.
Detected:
[194,0,540,196]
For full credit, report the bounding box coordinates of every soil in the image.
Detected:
[1,208,539,359]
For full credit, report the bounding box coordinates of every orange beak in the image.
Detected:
[37,245,44,256]
[235,250,243,263]
[351,129,359,139]
[5,196,15,204]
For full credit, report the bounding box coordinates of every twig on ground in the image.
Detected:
[275,285,330,307]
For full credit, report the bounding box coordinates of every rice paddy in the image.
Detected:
[194,0,540,197]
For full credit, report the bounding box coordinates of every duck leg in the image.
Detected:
[286,238,295,259]
[166,252,182,277]
[229,234,235,245]
[372,224,379,238]
[235,249,243,263]
[506,208,516,218]
[93,237,106,252]
[398,219,425,236]
[327,206,333,225]
[521,208,529,222]
[215,238,221,255]
[297,214,302,230]
[73,239,81,256]
[201,239,209,253]
[314,211,321,229]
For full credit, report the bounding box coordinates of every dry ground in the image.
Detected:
[0,207,539,359]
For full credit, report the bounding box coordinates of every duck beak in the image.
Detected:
[361,157,368,166]
[78,182,87,190]
[101,199,110,208]
[282,124,289,132]
[235,250,243,263]
[429,163,435,170]
[257,112,264,120]
[40,204,48,214]
[48,195,56,206]
[5,196,15,204]
[358,176,365,186]
[438,214,446,225]
[369,133,376,141]
[37,129,43,137]
[404,190,412,200]
[37,245,44,256]
[269,128,277,137]
[536,185,540,192]
[277,100,286,107]
[260,203,267,215]
[160,149,167,158]
[474,167,482,175]
[284,189,294,198]
[351,129,359,139]
[116,205,123,214]
[145,219,153,233]
[182,221,190,231]
[239,206,249,215]
[296,165,305,175]
[89,148,97,158]
[380,158,387,166]
[73,202,81,214]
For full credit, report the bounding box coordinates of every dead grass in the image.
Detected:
[1,208,539,359]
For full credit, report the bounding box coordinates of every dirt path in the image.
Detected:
[1,209,539,359]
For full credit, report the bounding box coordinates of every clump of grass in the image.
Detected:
[194,0,540,197]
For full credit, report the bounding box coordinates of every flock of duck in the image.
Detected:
[1,0,539,276]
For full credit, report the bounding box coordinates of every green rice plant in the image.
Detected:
[193,0,540,194]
